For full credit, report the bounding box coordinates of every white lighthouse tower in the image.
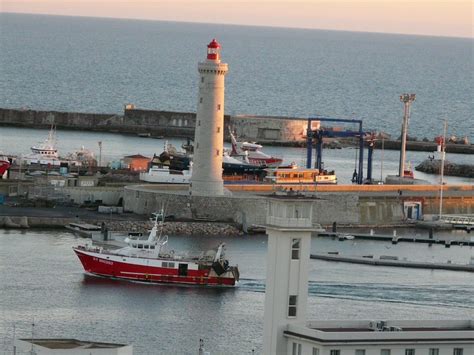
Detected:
[263,197,315,355]
[191,39,228,196]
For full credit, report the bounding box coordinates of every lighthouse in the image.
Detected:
[191,39,229,196]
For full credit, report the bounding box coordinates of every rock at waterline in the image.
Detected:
[415,159,474,178]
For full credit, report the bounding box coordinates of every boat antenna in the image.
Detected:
[438,120,447,219]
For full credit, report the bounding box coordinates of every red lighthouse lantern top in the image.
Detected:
[207,39,221,60]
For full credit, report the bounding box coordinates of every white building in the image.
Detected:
[191,39,228,196]
[263,196,474,355]
[14,338,133,355]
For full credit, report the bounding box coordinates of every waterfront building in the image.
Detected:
[263,196,474,355]
[122,154,150,172]
[14,338,133,355]
[191,39,228,196]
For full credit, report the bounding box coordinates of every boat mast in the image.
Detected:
[438,120,447,219]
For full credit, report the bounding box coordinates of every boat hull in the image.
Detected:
[0,161,10,175]
[73,247,237,287]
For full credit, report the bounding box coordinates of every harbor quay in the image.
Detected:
[123,183,474,227]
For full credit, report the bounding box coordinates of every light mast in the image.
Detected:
[191,39,229,196]
[398,93,416,178]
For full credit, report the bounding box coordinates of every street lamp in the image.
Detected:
[98,141,102,168]
[398,93,416,178]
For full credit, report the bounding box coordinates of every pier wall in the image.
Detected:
[61,187,123,205]
[123,186,359,225]
[0,108,306,142]
[123,184,473,226]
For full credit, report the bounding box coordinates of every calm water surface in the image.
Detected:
[1,229,473,354]
[1,13,473,141]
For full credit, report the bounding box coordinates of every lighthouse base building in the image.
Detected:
[263,196,473,355]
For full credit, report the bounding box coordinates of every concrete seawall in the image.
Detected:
[2,107,471,153]
[123,184,474,226]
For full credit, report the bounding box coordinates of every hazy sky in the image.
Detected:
[2,0,473,38]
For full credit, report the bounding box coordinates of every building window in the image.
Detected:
[196,143,199,149]
[217,104,221,110]
[198,120,201,126]
[380,350,391,355]
[291,238,300,260]
[429,349,439,355]
[330,350,340,355]
[292,343,301,355]
[355,351,366,355]
[199,97,203,103]
[405,350,415,355]
[288,295,297,317]
[201,77,204,83]
[453,349,463,355]
[312,348,319,355]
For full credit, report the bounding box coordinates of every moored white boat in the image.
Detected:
[140,164,192,184]
[73,214,240,286]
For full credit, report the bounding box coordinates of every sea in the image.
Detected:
[0,13,473,141]
[1,230,473,354]
[1,13,474,354]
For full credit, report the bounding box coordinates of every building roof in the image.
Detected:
[124,154,150,159]
[284,320,474,344]
[19,339,128,349]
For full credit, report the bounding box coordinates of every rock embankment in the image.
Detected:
[0,215,243,236]
[103,220,243,236]
[415,159,474,178]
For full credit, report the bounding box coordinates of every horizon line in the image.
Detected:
[2,11,473,40]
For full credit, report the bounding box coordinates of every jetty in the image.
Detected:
[310,253,474,272]
[317,230,474,246]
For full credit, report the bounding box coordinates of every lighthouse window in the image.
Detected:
[291,238,300,260]
[217,104,221,110]
[216,149,220,156]
[288,295,297,317]
[292,343,301,355]
[217,127,220,133]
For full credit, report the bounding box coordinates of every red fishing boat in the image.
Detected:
[73,214,239,286]
[0,153,11,176]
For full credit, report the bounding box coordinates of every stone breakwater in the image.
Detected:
[104,220,243,236]
[415,159,474,178]
[0,215,243,236]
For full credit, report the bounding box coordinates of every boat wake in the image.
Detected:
[238,278,474,309]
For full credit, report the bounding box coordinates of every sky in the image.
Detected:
[1,0,473,38]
